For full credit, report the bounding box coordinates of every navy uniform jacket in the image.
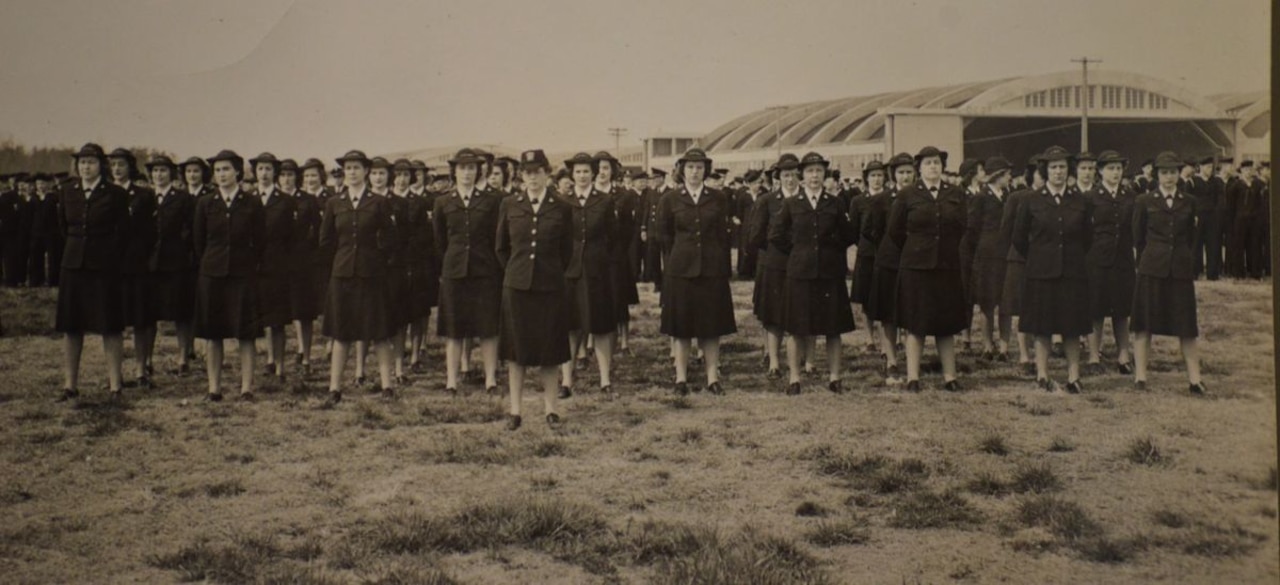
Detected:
[406,191,438,275]
[748,190,789,272]
[119,183,158,276]
[1012,187,1093,281]
[849,190,878,259]
[1084,183,1137,271]
[867,190,902,271]
[263,190,299,276]
[58,180,130,272]
[291,191,323,268]
[560,187,616,279]
[0,191,25,248]
[656,185,735,278]
[383,192,411,270]
[150,188,196,273]
[889,183,968,271]
[320,189,392,279]
[26,193,59,242]
[193,190,265,278]
[433,188,503,280]
[496,192,574,291]
[999,187,1036,263]
[639,188,665,244]
[769,189,857,280]
[1133,190,1198,280]
[964,185,1007,262]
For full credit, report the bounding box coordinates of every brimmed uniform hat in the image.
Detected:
[913,146,948,167]
[34,172,53,182]
[861,160,887,180]
[207,149,245,168]
[743,169,761,182]
[798,151,830,171]
[300,158,326,175]
[145,154,178,171]
[1097,151,1128,167]
[958,158,981,177]
[71,142,108,163]
[179,156,212,182]
[564,152,598,172]
[1153,151,1182,170]
[335,149,372,168]
[886,152,915,171]
[279,158,299,173]
[1076,151,1097,163]
[107,147,138,164]
[676,148,713,170]
[775,153,801,171]
[447,148,485,167]
[249,152,281,170]
[1039,145,1073,165]
[519,149,552,172]
[984,157,1012,176]
[392,158,413,174]
[1197,156,1215,166]
[592,151,622,176]
[369,157,392,170]
[650,168,668,178]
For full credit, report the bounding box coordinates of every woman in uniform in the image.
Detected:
[1131,151,1206,394]
[749,155,799,379]
[866,152,915,384]
[293,159,327,374]
[387,158,416,384]
[849,160,886,354]
[639,168,667,293]
[1012,146,1092,393]
[433,148,504,395]
[769,152,858,395]
[146,155,197,376]
[1085,151,1137,374]
[889,147,969,392]
[56,143,130,402]
[108,148,160,390]
[193,150,265,401]
[999,157,1044,373]
[965,156,1013,359]
[249,153,295,384]
[181,156,213,201]
[597,152,640,357]
[320,150,397,405]
[557,152,618,398]
[496,149,573,430]
[656,148,737,395]
[405,161,439,372]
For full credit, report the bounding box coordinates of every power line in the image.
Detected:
[1071,57,1102,151]
[607,127,628,153]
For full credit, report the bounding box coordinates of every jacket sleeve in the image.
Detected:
[432,197,448,263]
[768,200,794,254]
[656,193,674,254]
[1012,197,1032,259]
[495,199,511,269]
[747,196,770,251]
[318,199,335,253]
[559,205,574,266]
[252,201,267,269]
[887,195,909,250]
[604,198,617,255]
[964,195,983,260]
[998,194,1020,257]
[1132,197,1148,259]
[1080,197,1093,254]
[837,204,859,247]
[192,198,207,264]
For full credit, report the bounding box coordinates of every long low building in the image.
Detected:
[640,70,1270,178]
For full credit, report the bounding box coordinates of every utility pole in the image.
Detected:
[766,106,786,159]
[1071,57,1101,152]
[607,127,628,154]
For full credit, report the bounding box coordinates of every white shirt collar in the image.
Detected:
[347,185,367,201]
[82,177,102,192]
[457,186,476,200]
[1046,184,1066,198]
[118,180,132,191]
[259,185,276,199]
[574,186,592,199]
[219,186,239,202]
[1102,182,1121,197]
[685,183,704,199]
[155,185,172,198]
[529,188,548,205]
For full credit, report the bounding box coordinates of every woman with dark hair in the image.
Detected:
[999,156,1044,373]
[596,151,641,356]
[1012,146,1092,393]
[193,150,266,401]
[749,154,800,378]
[656,148,737,395]
[433,148,503,395]
[496,149,574,430]
[770,152,858,395]
[108,148,160,390]
[55,143,130,402]
[965,156,1013,359]
[320,150,397,405]
[1085,150,1137,374]
[889,147,969,392]
[866,152,915,385]
[405,161,439,372]
[557,152,618,398]
[849,160,886,353]
[249,152,296,384]
[1131,151,1206,394]
[386,158,416,383]
[290,159,325,375]
[180,157,214,201]
[956,158,985,352]
[639,168,668,293]
[146,155,197,376]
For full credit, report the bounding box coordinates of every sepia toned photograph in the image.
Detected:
[0,0,1274,583]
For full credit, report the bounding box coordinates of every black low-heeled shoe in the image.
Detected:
[321,391,342,408]
[263,363,277,376]
[766,368,783,380]
[1189,382,1208,396]
[786,382,801,396]
[1134,380,1147,391]
[673,381,689,396]
[1036,378,1056,392]
[600,385,615,401]
[505,414,522,431]
[558,386,573,399]
[381,387,396,400]
[1117,362,1134,375]
[828,380,845,394]
[205,392,224,403]
[905,380,921,393]
[1021,362,1037,377]
[706,382,724,395]
[1064,380,1082,394]
[545,413,563,429]
[238,391,256,402]
[485,385,500,396]
[943,380,962,393]
[994,352,1010,363]
[56,388,79,403]
[445,386,459,397]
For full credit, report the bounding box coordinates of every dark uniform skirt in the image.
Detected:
[850,256,875,306]
[406,265,438,321]
[659,275,737,339]
[194,275,262,340]
[1130,276,1198,337]
[971,256,1007,314]
[784,277,855,337]
[1018,278,1091,337]
[290,264,324,322]
[153,270,195,322]
[55,268,124,335]
[1087,265,1135,320]
[569,274,616,335]
[385,269,410,330]
[121,273,158,328]
[499,287,572,367]
[323,276,391,342]
[257,273,293,328]
[753,267,787,329]
[1001,261,1025,316]
[612,255,640,325]
[642,243,663,289]
[895,268,968,337]
[866,266,899,324]
[437,276,501,339]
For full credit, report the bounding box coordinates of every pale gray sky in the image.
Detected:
[0,0,1269,159]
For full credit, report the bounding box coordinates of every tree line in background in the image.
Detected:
[0,140,171,176]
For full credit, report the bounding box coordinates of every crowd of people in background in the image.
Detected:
[0,141,1270,430]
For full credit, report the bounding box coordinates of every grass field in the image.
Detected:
[0,279,1275,584]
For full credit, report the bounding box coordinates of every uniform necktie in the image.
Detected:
[1166,195,1174,208]
[1054,195,1062,205]
[578,195,587,206]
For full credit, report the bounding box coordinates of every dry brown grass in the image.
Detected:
[0,278,1275,584]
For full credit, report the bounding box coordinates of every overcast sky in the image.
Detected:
[0,0,1269,160]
